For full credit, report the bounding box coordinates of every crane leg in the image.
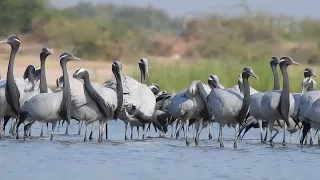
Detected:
[130,125,133,139]
[309,129,313,146]
[208,122,212,139]
[185,119,190,146]
[219,124,224,148]
[124,122,128,140]
[105,121,108,140]
[50,121,57,141]
[84,124,88,142]
[89,123,94,141]
[194,119,201,146]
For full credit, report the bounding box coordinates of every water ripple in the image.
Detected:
[0,121,318,180]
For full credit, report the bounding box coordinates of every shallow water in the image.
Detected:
[0,121,319,180]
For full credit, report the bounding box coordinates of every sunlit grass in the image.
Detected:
[130,57,316,93]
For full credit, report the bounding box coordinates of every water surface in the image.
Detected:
[0,121,319,180]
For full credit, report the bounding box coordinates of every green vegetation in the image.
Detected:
[1,0,320,91]
[130,57,309,93]
[2,0,320,63]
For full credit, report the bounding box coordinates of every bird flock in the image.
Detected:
[0,34,319,149]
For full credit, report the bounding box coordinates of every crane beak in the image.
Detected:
[218,84,224,89]
[292,61,300,65]
[71,55,82,61]
[251,72,258,79]
[48,49,53,55]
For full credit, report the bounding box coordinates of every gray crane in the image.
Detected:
[167,80,212,146]
[23,48,53,137]
[156,74,222,140]
[240,69,315,143]
[3,64,43,136]
[105,58,156,140]
[295,68,320,145]
[260,56,300,147]
[71,62,123,142]
[296,68,319,126]
[207,67,258,148]
[0,35,52,137]
[299,80,320,147]
[23,65,41,92]
[230,74,259,95]
[239,57,281,143]
[16,52,82,141]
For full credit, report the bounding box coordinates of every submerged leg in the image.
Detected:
[142,124,147,140]
[259,120,264,143]
[130,125,133,139]
[102,121,106,141]
[317,130,320,146]
[124,122,128,140]
[185,120,190,146]
[57,121,60,132]
[234,123,238,149]
[268,121,276,147]
[89,123,94,141]
[219,124,224,148]
[50,122,57,141]
[28,126,32,137]
[0,118,3,139]
[208,122,212,139]
[78,121,83,135]
[218,128,221,143]
[264,128,268,142]
[98,121,104,143]
[23,122,34,141]
[318,130,320,146]
[309,129,313,146]
[137,126,140,139]
[84,124,88,142]
[175,120,180,139]
[105,121,108,140]
[11,118,17,136]
[282,123,286,146]
[40,123,44,137]
[65,122,69,135]
[9,119,14,134]
[194,119,201,146]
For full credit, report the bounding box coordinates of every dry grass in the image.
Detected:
[0,48,138,87]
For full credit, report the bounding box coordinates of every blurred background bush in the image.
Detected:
[0,0,319,92]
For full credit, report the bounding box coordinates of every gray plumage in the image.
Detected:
[105,58,156,140]
[260,56,300,147]
[207,67,258,148]
[230,74,259,95]
[292,77,316,120]
[16,52,82,140]
[245,57,280,143]
[297,77,318,123]
[0,36,52,139]
[168,80,212,145]
[71,64,122,142]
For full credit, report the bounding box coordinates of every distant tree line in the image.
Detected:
[2,0,320,64]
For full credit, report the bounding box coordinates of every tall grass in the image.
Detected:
[130,58,314,93]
